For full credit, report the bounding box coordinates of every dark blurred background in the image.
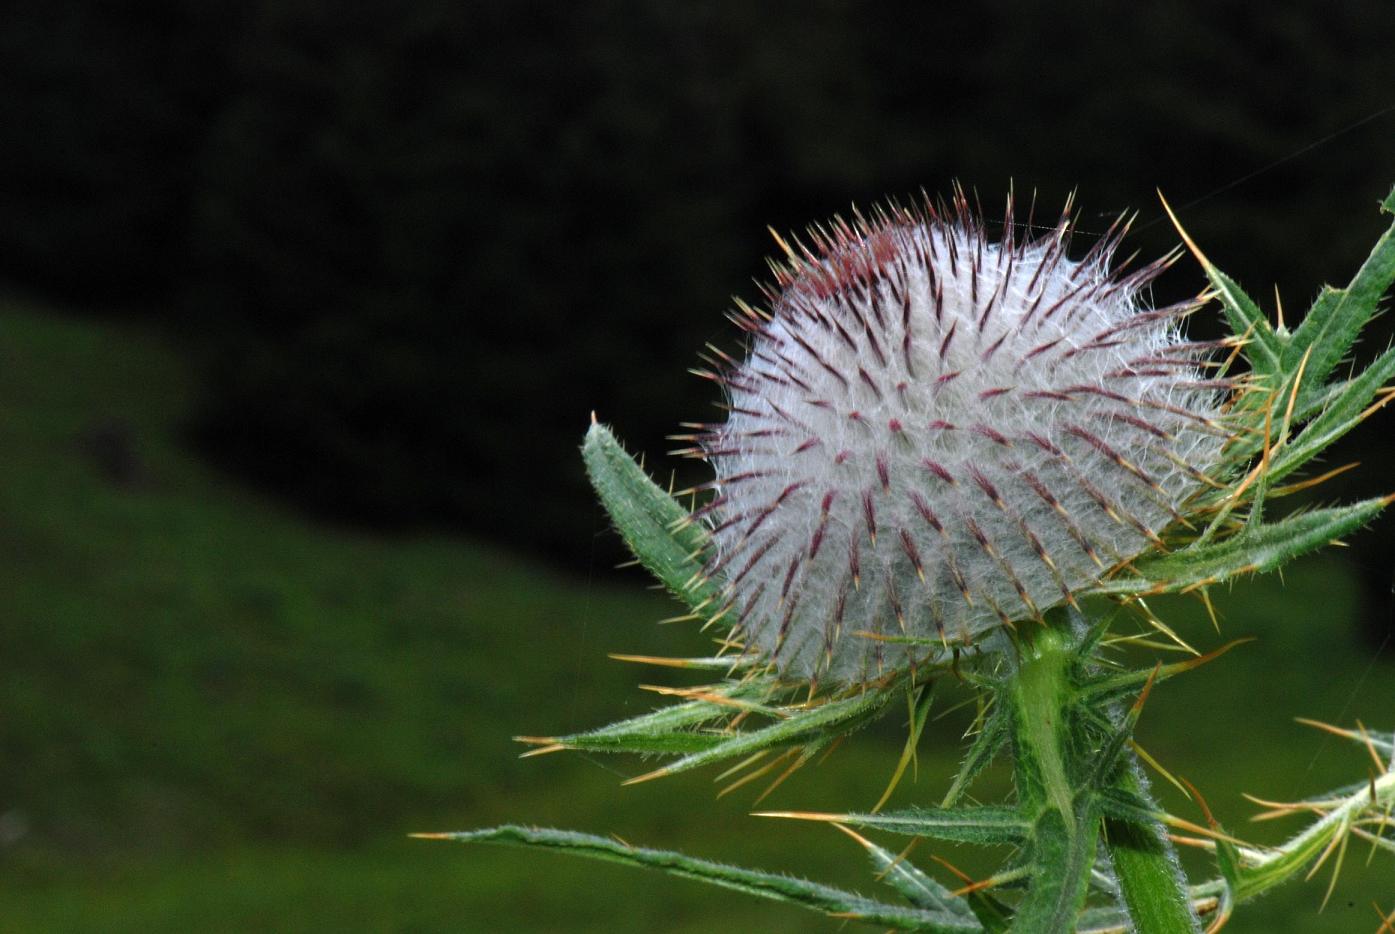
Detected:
[1,2,1392,930]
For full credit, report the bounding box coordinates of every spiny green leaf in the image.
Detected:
[1086,708,1146,794]
[1094,497,1390,597]
[609,655,758,671]
[627,684,901,781]
[582,421,719,616]
[529,681,777,757]
[1097,787,1162,825]
[1158,187,1284,377]
[1207,265,1285,378]
[1283,186,1395,403]
[425,826,982,931]
[942,704,1009,807]
[1210,823,1242,933]
[773,806,1029,846]
[1078,641,1249,704]
[1074,603,1121,662]
[842,827,979,921]
[1267,343,1395,483]
[1216,768,1395,901]
[532,728,725,757]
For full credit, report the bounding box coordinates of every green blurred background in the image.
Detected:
[0,1,1392,930]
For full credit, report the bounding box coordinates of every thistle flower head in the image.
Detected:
[692,192,1230,683]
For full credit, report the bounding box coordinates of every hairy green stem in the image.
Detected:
[1005,620,1096,931]
[1011,625,1075,820]
[1104,764,1199,933]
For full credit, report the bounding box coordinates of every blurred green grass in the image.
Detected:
[0,303,1390,931]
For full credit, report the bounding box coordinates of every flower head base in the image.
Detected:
[693,193,1230,683]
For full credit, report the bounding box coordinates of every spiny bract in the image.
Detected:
[687,193,1231,683]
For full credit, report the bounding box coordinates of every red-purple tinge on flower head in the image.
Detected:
[689,192,1230,683]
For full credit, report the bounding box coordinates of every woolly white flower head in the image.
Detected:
[688,192,1229,683]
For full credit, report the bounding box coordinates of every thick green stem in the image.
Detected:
[1005,620,1096,932]
[1010,625,1075,820]
[1104,763,1200,933]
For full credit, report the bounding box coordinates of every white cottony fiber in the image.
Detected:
[698,204,1227,682]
